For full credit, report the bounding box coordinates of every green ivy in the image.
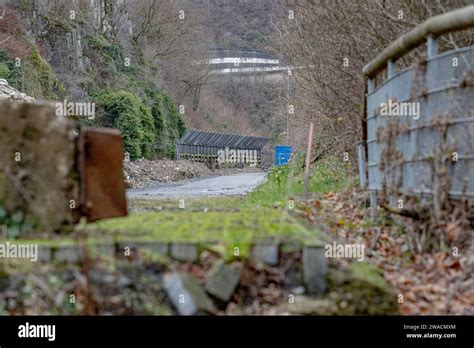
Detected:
[0,62,10,80]
[87,35,124,68]
[139,103,156,159]
[0,49,64,100]
[96,90,156,160]
[74,35,186,160]
[0,50,23,91]
[161,93,186,158]
[140,82,186,159]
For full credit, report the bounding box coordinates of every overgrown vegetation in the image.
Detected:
[96,90,155,160]
[143,86,186,159]
[84,34,186,160]
[1,6,186,160]
[92,87,186,160]
[0,49,64,100]
[0,206,33,239]
[268,0,474,159]
[90,208,316,260]
[87,156,352,259]
[246,155,354,208]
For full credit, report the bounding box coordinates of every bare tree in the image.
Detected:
[267,0,473,161]
[128,0,212,109]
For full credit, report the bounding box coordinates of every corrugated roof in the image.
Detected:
[178,129,270,150]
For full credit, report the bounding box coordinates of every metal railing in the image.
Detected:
[360,5,474,213]
[363,5,474,78]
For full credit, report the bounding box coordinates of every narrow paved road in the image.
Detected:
[127,172,266,199]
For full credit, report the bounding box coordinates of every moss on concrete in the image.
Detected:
[327,262,398,315]
[88,208,318,259]
[284,262,397,315]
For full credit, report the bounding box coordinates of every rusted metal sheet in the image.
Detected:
[78,127,127,222]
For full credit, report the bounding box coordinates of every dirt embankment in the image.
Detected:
[124,160,212,188]
[124,159,264,189]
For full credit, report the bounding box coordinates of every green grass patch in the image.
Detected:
[98,155,352,257]
[2,156,350,260]
[245,155,353,208]
[90,208,314,241]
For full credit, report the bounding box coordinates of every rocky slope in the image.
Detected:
[0,0,185,159]
[0,79,34,102]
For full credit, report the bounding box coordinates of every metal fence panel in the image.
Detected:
[366,45,474,198]
[176,129,270,164]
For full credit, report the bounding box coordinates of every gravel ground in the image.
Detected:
[124,159,266,189]
[124,159,212,188]
[127,172,266,199]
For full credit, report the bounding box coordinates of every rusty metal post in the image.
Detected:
[304,122,314,199]
[77,127,127,222]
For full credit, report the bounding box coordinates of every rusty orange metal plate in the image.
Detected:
[78,127,127,222]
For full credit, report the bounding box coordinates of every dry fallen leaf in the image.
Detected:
[447,223,461,242]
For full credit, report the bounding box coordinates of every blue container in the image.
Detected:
[275,145,292,166]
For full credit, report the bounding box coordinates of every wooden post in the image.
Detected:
[304,122,314,199]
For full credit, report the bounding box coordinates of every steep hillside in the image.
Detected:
[0,0,185,159]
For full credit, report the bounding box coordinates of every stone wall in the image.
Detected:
[0,97,79,233]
